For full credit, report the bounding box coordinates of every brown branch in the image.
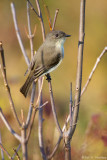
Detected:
[42,0,52,30]
[0,42,21,127]
[13,148,20,160]
[0,143,13,160]
[12,144,21,159]
[81,46,107,96]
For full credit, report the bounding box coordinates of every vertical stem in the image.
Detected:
[21,125,28,160]
[38,79,47,160]
[0,131,4,160]
[71,0,86,136]
[65,142,71,160]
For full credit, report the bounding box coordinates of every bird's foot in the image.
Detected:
[46,73,51,82]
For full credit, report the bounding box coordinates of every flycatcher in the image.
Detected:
[20,30,71,97]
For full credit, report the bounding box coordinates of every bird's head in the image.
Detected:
[46,30,71,46]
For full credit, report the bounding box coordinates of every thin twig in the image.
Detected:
[27,2,34,60]
[13,148,20,160]
[0,108,21,142]
[0,131,4,160]
[47,136,62,160]
[81,46,107,96]
[35,0,46,41]
[47,75,62,135]
[0,42,21,127]
[10,3,30,66]
[69,83,73,128]
[0,143,13,160]
[42,0,52,30]
[26,101,48,142]
[26,82,36,128]
[52,9,59,30]
[36,77,44,106]
[21,123,28,160]
[26,0,40,18]
[12,144,21,159]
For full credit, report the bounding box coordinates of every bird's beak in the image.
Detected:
[65,34,71,37]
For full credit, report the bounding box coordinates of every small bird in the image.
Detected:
[20,30,71,97]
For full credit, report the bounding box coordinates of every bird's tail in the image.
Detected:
[20,73,34,98]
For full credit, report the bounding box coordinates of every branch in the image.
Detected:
[26,101,48,142]
[26,82,36,128]
[46,74,62,136]
[52,9,59,30]
[27,1,35,60]
[47,136,62,160]
[12,144,21,159]
[13,148,21,160]
[10,3,30,66]
[0,108,21,142]
[0,143,13,160]
[0,42,21,127]
[0,131,4,160]
[35,0,45,41]
[81,46,107,96]
[26,0,40,18]
[71,0,86,137]
[21,123,28,160]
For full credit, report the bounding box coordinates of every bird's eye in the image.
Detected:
[55,33,59,37]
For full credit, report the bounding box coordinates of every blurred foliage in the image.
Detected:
[0,0,107,159]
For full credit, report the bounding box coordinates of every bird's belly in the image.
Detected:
[45,58,62,74]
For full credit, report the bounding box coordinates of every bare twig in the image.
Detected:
[52,9,59,30]
[38,78,47,160]
[0,131,4,160]
[42,0,52,30]
[47,75,62,135]
[0,143,13,160]
[26,101,48,142]
[26,82,36,128]
[21,123,28,160]
[35,0,45,41]
[0,108,21,142]
[27,2,34,60]
[12,144,21,159]
[13,148,20,160]
[0,42,21,127]
[10,3,30,66]
[70,0,86,138]
[47,136,62,160]
[81,46,107,96]
[26,0,40,18]
[69,83,73,128]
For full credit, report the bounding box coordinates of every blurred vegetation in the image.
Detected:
[0,0,107,159]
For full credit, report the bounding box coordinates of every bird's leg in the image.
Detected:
[46,73,51,82]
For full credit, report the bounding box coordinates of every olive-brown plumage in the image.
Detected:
[20,30,71,97]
